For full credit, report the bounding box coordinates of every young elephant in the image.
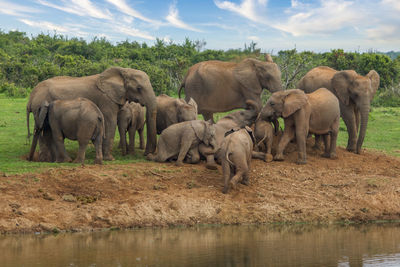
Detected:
[117,101,145,155]
[147,120,216,166]
[260,88,340,164]
[253,117,278,161]
[156,94,197,134]
[221,127,255,194]
[28,98,104,164]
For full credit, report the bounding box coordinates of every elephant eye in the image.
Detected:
[137,86,142,92]
[270,102,274,106]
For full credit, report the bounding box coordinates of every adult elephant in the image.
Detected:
[26,67,157,161]
[178,57,282,121]
[297,66,380,154]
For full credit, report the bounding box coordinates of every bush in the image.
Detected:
[0,82,31,98]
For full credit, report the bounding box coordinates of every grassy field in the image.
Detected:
[0,94,399,174]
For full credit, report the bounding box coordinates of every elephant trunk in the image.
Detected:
[356,101,370,154]
[144,97,157,155]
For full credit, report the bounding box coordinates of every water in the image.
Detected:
[1,224,400,266]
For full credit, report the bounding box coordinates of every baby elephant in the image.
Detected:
[221,127,255,194]
[156,94,198,134]
[260,88,340,164]
[117,101,145,155]
[28,98,104,164]
[148,120,216,166]
[253,117,278,161]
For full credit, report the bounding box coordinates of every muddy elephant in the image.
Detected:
[178,56,282,121]
[221,127,255,194]
[260,88,340,164]
[298,66,380,154]
[26,67,157,162]
[199,100,265,169]
[253,117,277,161]
[28,98,104,164]
[117,101,145,155]
[156,94,197,134]
[147,120,217,166]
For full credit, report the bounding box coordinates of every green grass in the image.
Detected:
[0,95,399,174]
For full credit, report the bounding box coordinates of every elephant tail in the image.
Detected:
[224,139,234,166]
[26,104,31,142]
[178,82,184,99]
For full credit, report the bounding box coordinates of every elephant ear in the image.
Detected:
[233,59,262,91]
[96,67,126,106]
[331,70,356,105]
[37,101,50,130]
[187,97,198,112]
[366,70,380,101]
[191,120,208,145]
[282,89,308,118]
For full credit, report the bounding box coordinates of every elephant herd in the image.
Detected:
[26,57,380,193]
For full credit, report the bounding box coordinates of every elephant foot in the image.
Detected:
[146,153,155,161]
[72,158,84,164]
[346,145,356,153]
[322,152,338,159]
[241,179,249,186]
[222,186,229,194]
[265,154,273,163]
[229,180,237,191]
[296,159,307,165]
[175,161,184,167]
[206,163,218,170]
[274,154,284,161]
[94,158,103,165]
[104,154,115,161]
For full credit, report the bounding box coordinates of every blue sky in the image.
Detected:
[0,0,399,52]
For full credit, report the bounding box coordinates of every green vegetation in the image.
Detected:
[0,30,399,105]
[0,96,399,175]
[0,30,399,174]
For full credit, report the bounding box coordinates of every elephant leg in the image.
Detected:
[199,143,218,170]
[103,114,117,161]
[138,127,145,150]
[328,119,339,159]
[321,134,330,158]
[39,127,55,162]
[295,124,308,164]
[275,124,295,161]
[73,139,89,164]
[118,124,127,156]
[313,134,323,150]
[93,133,103,165]
[230,163,248,190]
[251,151,266,161]
[222,160,231,194]
[128,124,136,155]
[50,126,67,163]
[201,111,214,123]
[176,137,193,166]
[341,104,357,152]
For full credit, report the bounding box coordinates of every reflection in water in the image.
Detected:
[1,224,400,266]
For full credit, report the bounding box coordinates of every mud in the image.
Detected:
[1,141,400,234]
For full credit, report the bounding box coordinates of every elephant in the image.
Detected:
[117,101,145,155]
[26,67,157,162]
[28,98,104,164]
[156,94,197,134]
[198,100,265,170]
[147,120,217,166]
[221,127,255,194]
[178,56,282,121]
[253,117,277,161]
[260,88,340,164]
[297,66,380,154]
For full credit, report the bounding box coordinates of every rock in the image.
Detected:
[62,194,77,202]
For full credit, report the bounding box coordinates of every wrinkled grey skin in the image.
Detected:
[147,120,217,166]
[156,94,197,134]
[221,128,254,194]
[260,88,340,164]
[254,117,276,158]
[117,101,145,155]
[26,67,157,162]
[199,100,265,170]
[178,57,282,121]
[298,66,380,154]
[28,98,104,164]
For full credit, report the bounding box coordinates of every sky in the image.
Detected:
[0,0,399,53]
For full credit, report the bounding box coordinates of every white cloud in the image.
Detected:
[0,1,40,16]
[214,0,268,23]
[166,1,202,32]
[381,0,400,11]
[19,19,88,37]
[105,0,158,24]
[366,24,400,42]
[37,0,112,20]
[274,0,363,36]
[247,35,260,41]
[113,25,155,40]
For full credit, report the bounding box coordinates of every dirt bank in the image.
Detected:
[1,143,400,234]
